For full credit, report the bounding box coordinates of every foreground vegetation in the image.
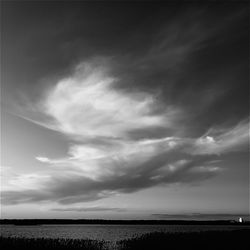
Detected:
[118,229,250,250]
[1,229,249,250]
[0,237,109,250]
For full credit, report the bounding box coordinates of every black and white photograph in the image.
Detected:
[0,0,249,249]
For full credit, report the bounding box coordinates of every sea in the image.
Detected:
[1,224,249,242]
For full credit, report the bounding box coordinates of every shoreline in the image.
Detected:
[1,219,250,226]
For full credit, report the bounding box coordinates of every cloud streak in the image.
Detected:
[2,114,248,205]
[51,206,126,212]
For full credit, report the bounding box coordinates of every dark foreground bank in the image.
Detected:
[1,229,249,250]
[118,229,250,250]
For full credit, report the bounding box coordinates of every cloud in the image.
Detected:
[0,137,225,205]
[37,60,179,139]
[2,156,220,205]
[1,59,249,206]
[36,156,51,163]
[188,119,249,155]
[51,206,126,212]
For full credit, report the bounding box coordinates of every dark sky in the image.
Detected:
[1,1,249,219]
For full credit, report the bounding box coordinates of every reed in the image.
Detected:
[1,229,249,250]
[118,229,250,250]
[0,237,109,250]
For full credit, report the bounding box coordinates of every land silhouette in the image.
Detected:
[1,219,249,225]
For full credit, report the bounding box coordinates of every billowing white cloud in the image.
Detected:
[39,61,178,139]
[36,156,51,163]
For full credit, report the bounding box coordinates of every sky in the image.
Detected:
[0,1,249,220]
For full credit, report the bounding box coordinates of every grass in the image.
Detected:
[118,229,250,250]
[0,237,109,250]
[1,229,249,250]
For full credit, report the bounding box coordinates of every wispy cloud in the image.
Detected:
[2,116,248,205]
[51,206,126,212]
[188,119,249,155]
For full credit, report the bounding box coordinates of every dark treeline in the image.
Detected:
[1,219,249,225]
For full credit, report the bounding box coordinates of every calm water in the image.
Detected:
[1,224,249,241]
